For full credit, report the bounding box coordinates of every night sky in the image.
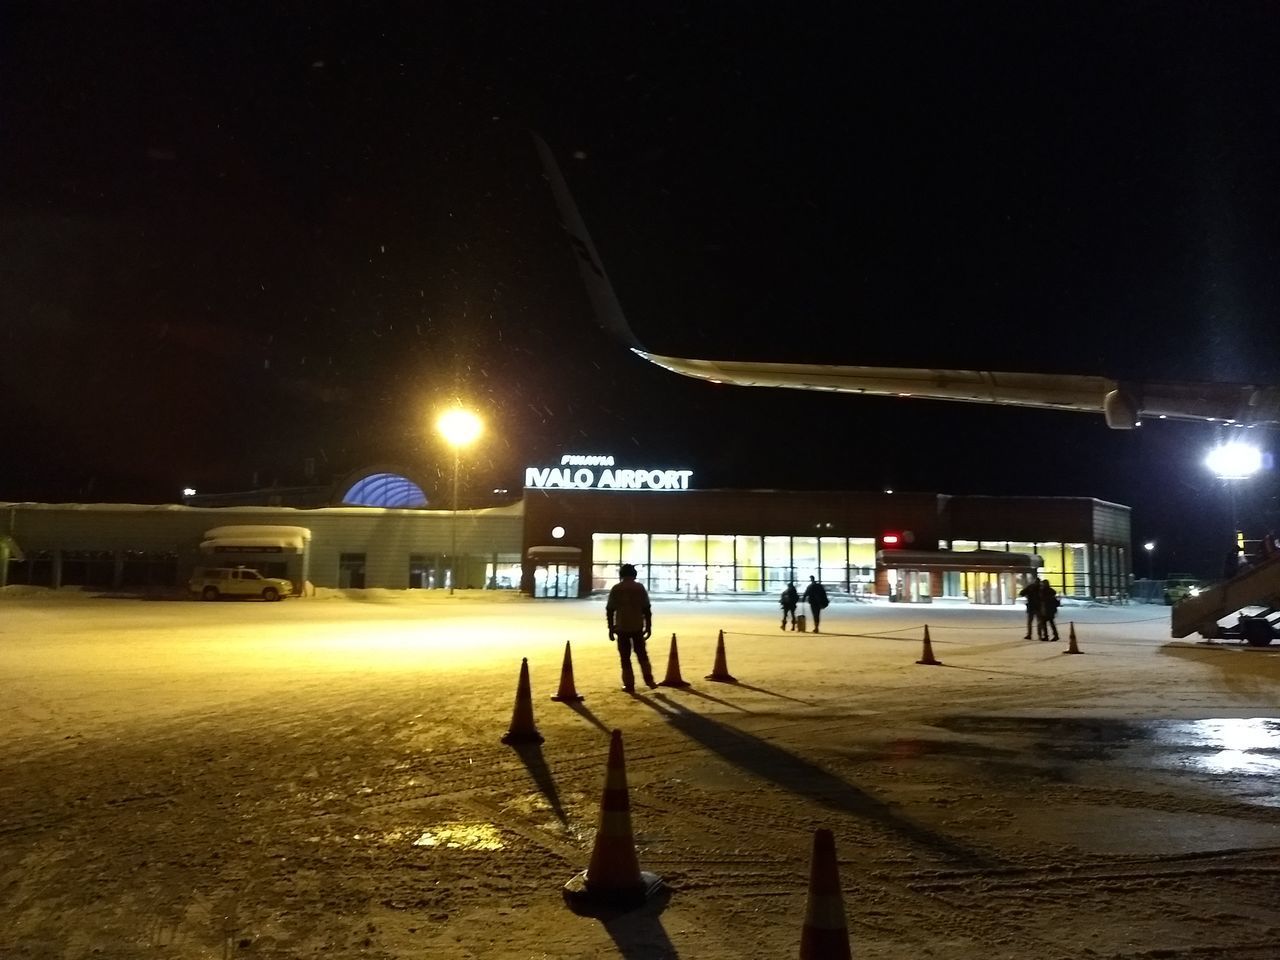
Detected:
[3,3,1279,575]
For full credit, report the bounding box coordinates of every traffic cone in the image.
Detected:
[550,641,585,702]
[563,729,664,913]
[799,828,852,960]
[705,629,738,683]
[915,625,942,665]
[658,633,691,688]
[501,658,545,744]
[1064,622,1083,655]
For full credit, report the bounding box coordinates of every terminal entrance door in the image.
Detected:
[533,562,579,598]
[887,569,932,603]
[527,545,583,599]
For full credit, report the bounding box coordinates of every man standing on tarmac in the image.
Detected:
[606,563,657,693]
[1019,575,1041,640]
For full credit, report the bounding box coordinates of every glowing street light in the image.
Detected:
[1205,440,1263,545]
[436,406,483,595]
[1204,441,1262,480]
[1143,541,1155,580]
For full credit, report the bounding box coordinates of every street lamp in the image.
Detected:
[1205,440,1262,547]
[1143,541,1155,580]
[436,406,483,595]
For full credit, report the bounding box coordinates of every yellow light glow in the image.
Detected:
[436,407,483,448]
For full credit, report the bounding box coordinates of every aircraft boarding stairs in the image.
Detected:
[1170,553,1280,646]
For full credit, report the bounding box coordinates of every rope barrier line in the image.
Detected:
[729,616,1167,640]
[733,629,920,641]
[916,615,1170,629]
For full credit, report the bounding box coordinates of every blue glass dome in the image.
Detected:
[341,472,428,508]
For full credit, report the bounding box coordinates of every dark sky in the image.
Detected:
[2,3,1279,575]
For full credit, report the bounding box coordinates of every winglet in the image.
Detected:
[532,133,644,350]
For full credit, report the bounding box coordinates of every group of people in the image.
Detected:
[1018,575,1061,641]
[606,565,1075,689]
[604,566,836,693]
[779,576,828,631]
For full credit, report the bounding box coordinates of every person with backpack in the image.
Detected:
[801,575,829,633]
[1038,579,1061,642]
[779,581,799,630]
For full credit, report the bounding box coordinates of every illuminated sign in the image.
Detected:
[524,454,693,491]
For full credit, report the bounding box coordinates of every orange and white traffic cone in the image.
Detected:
[563,729,664,913]
[550,641,585,702]
[705,629,738,683]
[1064,622,1083,655]
[501,658,545,744]
[658,633,691,688]
[915,625,942,666]
[799,828,852,960]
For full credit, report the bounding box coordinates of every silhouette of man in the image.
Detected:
[779,581,799,630]
[1019,575,1041,640]
[801,575,829,633]
[1038,579,1060,641]
[606,563,656,693]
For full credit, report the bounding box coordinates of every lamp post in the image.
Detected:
[1205,440,1262,550]
[1143,541,1155,580]
[436,406,483,595]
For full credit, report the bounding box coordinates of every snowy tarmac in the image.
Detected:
[2,590,1278,958]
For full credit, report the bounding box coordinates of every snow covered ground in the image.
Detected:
[2,590,1278,959]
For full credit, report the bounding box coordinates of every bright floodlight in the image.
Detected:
[1204,441,1262,480]
[437,408,483,448]
[1144,541,1155,552]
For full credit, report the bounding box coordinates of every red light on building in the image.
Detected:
[882,533,901,546]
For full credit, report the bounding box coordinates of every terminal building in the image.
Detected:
[0,455,1131,604]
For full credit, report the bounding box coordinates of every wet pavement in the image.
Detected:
[933,715,1280,802]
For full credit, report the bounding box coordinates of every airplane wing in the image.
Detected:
[535,134,1280,430]
[633,353,1280,429]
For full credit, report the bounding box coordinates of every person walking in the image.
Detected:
[801,575,829,633]
[779,581,799,630]
[1018,575,1041,639]
[606,563,656,693]
[1038,579,1061,641]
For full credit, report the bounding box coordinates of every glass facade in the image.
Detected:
[735,535,763,592]
[707,534,735,593]
[592,533,892,596]
[586,532,1119,599]
[484,557,523,590]
[941,539,1101,600]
